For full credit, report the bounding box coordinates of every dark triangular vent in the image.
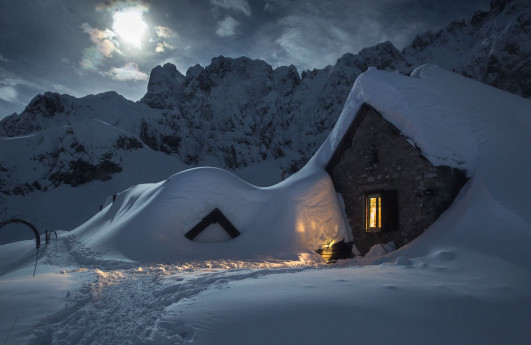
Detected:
[185,208,240,241]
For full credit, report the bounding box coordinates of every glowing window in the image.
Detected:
[366,193,382,232]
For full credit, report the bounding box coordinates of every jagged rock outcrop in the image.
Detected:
[0,120,144,196]
[140,63,186,109]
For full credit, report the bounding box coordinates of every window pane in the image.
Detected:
[366,194,382,231]
[378,197,381,228]
[370,197,377,228]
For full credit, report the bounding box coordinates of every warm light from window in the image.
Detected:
[366,194,382,232]
[369,197,377,227]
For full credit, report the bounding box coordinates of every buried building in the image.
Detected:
[324,103,468,257]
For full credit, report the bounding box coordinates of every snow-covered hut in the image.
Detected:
[324,103,467,255]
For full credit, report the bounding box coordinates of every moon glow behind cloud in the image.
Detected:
[112,8,148,48]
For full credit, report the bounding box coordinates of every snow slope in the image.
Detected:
[1,65,531,345]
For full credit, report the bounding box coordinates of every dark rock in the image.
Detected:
[49,159,122,187]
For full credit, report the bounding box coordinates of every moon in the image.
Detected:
[112,9,148,48]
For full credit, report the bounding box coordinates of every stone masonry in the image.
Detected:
[327,104,467,256]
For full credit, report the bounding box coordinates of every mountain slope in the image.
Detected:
[403,0,531,97]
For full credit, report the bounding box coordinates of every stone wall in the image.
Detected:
[329,107,467,255]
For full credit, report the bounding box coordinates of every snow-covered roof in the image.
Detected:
[310,65,531,176]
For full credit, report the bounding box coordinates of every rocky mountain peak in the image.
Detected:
[205,56,273,82]
[140,62,186,109]
[186,64,204,79]
[0,92,74,136]
[25,92,71,118]
[342,41,411,74]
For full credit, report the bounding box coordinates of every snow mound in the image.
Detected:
[70,167,350,262]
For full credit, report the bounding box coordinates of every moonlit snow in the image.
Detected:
[1,65,530,344]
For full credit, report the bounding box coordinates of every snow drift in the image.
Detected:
[71,167,350,262]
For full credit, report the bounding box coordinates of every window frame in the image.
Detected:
[364,190,399,233]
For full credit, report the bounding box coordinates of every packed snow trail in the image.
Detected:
[2,236,313,345]
[28,266,308,345]
[5,235,529,345]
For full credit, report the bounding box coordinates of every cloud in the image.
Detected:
[0,55,8,63]
[259,1,404,70]
[0,66,41,90]
[80,47,107,70]
[96,0,149,13]
[155,26,173,38]
[263,1,289,13]
[216,16,239,37]
[154,26,176,53]
[211,0,251,16]
[0,86,17,103]
[155,41,176,53]
[272,14,358,69]
[81,23,120,58]
[107,63,148,81]
[51,84,82,96]
[80,23,121,70]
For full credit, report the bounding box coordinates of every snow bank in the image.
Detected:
[70,167,350,262]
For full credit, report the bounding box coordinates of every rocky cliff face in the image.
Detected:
[140,63,186,109]
[135,42,412,171]
[403,0,531,97]
[0,0,529,236]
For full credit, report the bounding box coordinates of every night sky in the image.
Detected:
[0,0,489,118]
